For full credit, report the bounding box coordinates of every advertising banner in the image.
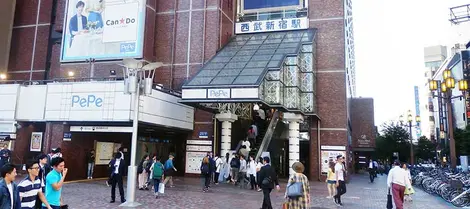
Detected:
[320,150,346,175]
[61,0,146,62]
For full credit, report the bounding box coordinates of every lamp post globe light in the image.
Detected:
[429,69,469,169]
[120,58,163,207]
[400,110,420,165]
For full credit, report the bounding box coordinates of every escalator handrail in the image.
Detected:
[255,111,280,160]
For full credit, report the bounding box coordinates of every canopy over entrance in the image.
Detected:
[180,29,317,116]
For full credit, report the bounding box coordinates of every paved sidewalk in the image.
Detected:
[59,174,454,209]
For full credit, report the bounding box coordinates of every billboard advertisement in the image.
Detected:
[61,0,146,62]
[241,0,304,13]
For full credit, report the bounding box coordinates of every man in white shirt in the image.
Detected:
[368,159,377,183]
[238,155,247,186]
[333,155,346,206]
[387,161,411,209]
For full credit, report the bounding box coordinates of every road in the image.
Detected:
[57,174,454,208]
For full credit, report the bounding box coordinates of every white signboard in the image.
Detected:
[235,17,309,34]
[207,89,230,99]
[187,140,212,145]
[102,2,139,43]
[70,126,133,133]
[187,145,212,152]
[61,0,145,62]
[321,145,346,151]
[185,152,206,174]
[320,150,346,175]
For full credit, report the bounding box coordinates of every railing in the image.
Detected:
[255,110,280,160]
[0,77,182,97]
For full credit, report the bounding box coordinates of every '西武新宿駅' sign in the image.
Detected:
[235,17,309,34]
[60,0,146,62]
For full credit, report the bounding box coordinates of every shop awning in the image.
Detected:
[180,29,317,115]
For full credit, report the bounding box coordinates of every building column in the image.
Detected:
[215,113,238,156]
[283,113,304,176]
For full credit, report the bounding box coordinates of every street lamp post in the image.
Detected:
[120,58,163,207]
[429,69,468,169]
[400,111,420,165]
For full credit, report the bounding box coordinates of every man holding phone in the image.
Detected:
[44,157,68,209]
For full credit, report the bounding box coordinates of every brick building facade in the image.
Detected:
[2,0,357,181]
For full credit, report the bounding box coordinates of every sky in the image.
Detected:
[353,0,470,127]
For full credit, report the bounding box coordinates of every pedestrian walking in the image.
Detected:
[109,153,126,203]
[201,157,211,192]
[247,155,257,190]
[86,149,95,179]
[150,156,164,198]
[238,155,247,187]
[230,154,240,184]
[0,164,20,209]
[387,161,411,209]
[256,157,264,192]
[0,144,11,168]
[207,152,216,185]
[401,163,414,202]
[258,156,280,209]
[163,154,177,188]
[138,155,150,190]
[214,154,223,185]
[368,159,376,183]
[333,155,346,206]
[44,157,68,209]
[285,162,310,209]
[18,160,53,209]
[326,161,336,198]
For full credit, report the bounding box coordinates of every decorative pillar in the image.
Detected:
[283,113,304,176]
[215,113,238,156]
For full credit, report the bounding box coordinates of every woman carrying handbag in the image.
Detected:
[284,162,310,209]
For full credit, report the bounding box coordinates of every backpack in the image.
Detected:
[201,163,210,174]
[230,158,237,168]
[153,162,164,179]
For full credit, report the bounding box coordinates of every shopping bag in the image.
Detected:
[159,183,165,194]
[404,186,415,195]
[387,188,393,209]
[282,202,289,209]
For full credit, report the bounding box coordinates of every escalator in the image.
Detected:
[254,111,281,160]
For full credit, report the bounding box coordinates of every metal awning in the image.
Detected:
[180,29,317,115]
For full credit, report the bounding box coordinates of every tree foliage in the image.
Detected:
[376,123,411,163]
[415,136,435,161]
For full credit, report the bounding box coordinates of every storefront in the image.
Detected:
[0,81,194,180]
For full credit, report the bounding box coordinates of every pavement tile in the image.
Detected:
[57,174,454,209]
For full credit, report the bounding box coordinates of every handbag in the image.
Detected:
[286,181,304,199]
[262,176,272,187]
[387,188,393,209]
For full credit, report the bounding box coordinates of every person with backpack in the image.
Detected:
[150,156,164,198]
[201,157,211,192]
[230,154,240,184]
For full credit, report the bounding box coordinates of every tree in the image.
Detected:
[415,136,435,162]
[375,122,411,163]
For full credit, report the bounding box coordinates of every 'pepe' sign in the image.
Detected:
[72,95,103,108]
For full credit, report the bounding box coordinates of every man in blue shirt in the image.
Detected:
[44,157,68,209]
[163,154,177,187]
